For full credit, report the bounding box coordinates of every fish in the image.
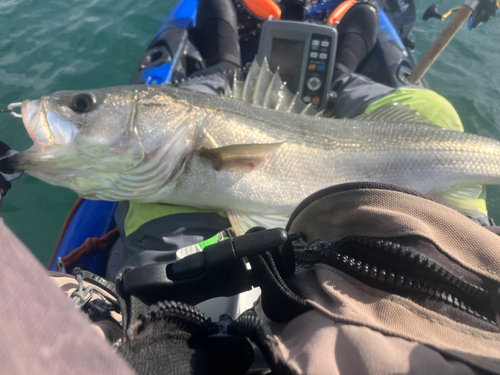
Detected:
[10,59,500,234]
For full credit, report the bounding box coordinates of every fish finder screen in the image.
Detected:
[270,38,305,94]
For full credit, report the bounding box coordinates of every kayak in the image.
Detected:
[48,0,424,276]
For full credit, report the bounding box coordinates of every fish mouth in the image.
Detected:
[21,99,78,146]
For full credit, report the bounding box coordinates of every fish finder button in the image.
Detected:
[307,77,322,91]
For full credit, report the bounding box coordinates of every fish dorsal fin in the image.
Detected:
[199,142,283,171]
[354,103,434,124]
[301,103,318,116]
[233,71,244,99]
[275,82,294,111]
[231,58,318,116]
[252,58,274,106]
[288,93,307,114]
[242,60,260,103]
[264,67,283,109]
[223,81,232,98]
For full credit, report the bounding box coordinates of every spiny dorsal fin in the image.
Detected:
[230,58,318,116]
[301,103,318,116]
[354,103,434,124]
[288,92,307,114]
[223,81,232,98]
[233,71,243,99]
[264,67,283,109]
[242,61,260,103]
[252,58,274,106]
[275,82,294,111]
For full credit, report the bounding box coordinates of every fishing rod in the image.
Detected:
[407,0,499,85]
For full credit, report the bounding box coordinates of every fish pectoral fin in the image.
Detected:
[434,184,486,218]
[354,103,435,124]
[200,142,283,171]
[227,210,289,236]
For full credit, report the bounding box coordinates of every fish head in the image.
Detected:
[13,87,147,197]
[22,87,135,150]
[13,86,198,201]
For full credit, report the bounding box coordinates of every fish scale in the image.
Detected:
[10,60,500,233]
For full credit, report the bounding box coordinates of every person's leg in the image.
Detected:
[0,222,134,375]
[106,202,230,280]
[194,0,241,73]
[330,73,396,118]
[183,0,242,93]
[328,3,388,118]
[332,3,379,82]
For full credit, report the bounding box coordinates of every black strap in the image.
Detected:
[113,229,306,374]
[115,267,150,331]
[249,250,311,322]
[229,310,298,375]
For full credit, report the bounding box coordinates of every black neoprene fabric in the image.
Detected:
[248,251,311,322]
[117,311,258,375]
[118,319,211,375]
[195,0,241,68]
[333,3,379,81]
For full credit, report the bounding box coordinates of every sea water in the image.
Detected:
[0,0,499,265]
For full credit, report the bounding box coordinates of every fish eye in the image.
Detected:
[71,93,95,113]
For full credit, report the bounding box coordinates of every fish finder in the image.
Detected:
[257,21,338,110]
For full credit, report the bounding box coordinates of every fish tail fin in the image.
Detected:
[227,210,289,236]
[434,184,487,219]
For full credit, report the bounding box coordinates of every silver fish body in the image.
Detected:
[12,83,500,221]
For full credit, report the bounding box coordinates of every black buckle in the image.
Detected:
[122,228,290,305]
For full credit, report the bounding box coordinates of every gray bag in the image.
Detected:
[263,182,500,374]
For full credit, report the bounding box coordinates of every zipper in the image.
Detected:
[296,237,497,325]
[138,300,212,333]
